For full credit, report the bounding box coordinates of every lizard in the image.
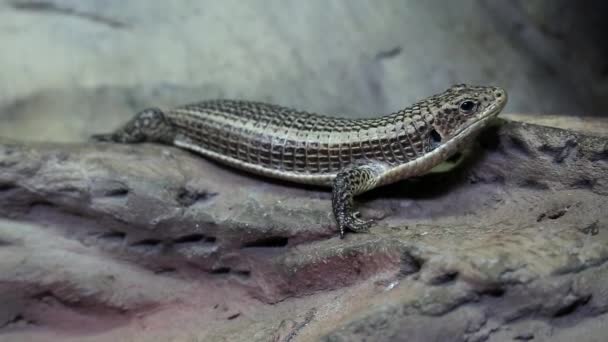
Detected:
[92,84,507,238]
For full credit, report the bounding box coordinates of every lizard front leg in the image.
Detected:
[332,163,386,238]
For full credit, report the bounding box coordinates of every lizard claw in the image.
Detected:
[339,215,375,239]
[348,216,374,232]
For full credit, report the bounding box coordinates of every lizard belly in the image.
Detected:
[174,138,337,186]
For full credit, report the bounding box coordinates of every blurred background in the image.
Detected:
[0,0,607,142]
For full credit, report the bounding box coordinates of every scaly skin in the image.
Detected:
[92,84,508,237]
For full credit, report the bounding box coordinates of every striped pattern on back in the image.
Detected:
[167,100,435,174]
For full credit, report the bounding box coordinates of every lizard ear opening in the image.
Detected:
[430,129,442,144]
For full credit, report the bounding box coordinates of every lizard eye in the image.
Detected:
[459,100,477,114]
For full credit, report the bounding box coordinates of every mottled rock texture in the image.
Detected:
[0,119,607,341]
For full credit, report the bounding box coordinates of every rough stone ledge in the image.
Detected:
[0,119,607,341]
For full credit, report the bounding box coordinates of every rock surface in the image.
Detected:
[0,119,607,341]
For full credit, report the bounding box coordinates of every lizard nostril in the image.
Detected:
[494,88,505,98]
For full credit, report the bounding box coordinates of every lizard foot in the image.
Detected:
[339,215,375,239]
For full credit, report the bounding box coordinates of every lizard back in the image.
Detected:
[168,100,435,179]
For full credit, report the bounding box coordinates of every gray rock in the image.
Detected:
[0,119,607,341]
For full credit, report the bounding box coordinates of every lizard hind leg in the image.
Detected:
[332,163,385,238]
[91,108,175,144]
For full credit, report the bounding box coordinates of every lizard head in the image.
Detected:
[425,84,507,148]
